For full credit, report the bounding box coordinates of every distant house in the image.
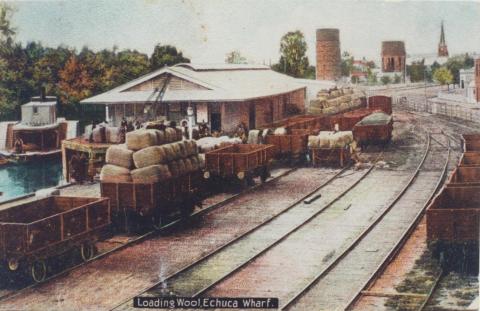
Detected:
[81,63,307,133]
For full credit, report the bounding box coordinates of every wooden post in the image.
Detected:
[62,143,68,182]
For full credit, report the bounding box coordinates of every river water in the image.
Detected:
[0,158,64,202]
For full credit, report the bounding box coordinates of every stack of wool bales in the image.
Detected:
[308,131,354,149]
[196,136,243,153]
[308,88,363,115]
[100,128,202,184]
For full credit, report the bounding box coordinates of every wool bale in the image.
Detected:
[132,146,167,168]
[92,127,107,143]
[175,127,184,141]
[106,127,123,144]
[185,140,198,156]
[131,164,171,183]
[178,141,188,158]
[106,145,134,169]
[357,112,392,126]
[161,144,176,162]
[168,161,180,177]
[126,129,158,151]
[184,158,194,173]
[274,127,287,135]
[247,130,261,144]
[100,164,131,182]
[197,154,206,169]
[155,130,166,145]
[177,159,187,175]
[165,128,177,143]
[189,156,199,171]
[170,142,182,158]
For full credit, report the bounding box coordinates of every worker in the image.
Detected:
[120,117,128,129]
[126,121,134,132]
[14,138,24,154]
[119,126,126,143]
[235,122,248,143]
[134,119,142,130]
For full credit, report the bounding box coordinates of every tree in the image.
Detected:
[0,3,15,50]
[225,50,247,64]
[150,44,190,70]
[433,66,453,89]
[446,54,475,85]
[393,74,401,84]
[407,60,426,83]
[380,76,391,85]
[367,68,377,84]
[341,51,354,77]
[57,54,94,104]
[276,31,309,78]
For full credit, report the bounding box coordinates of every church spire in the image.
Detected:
[438,20,449,57]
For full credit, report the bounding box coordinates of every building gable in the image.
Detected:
[122,73,209,92]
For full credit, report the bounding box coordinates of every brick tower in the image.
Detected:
[381,41,406,72]
[438,21,449,57]
[316,28,341,81]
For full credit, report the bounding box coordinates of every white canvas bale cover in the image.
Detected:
[308,135,320,148]
[197,153,206,169]
[106,127,123,144]
[247,130,261,144]
[357,112,392,126]
[100,164,131,182]
[106,145,134,169]
[126,129,158,151]
[132,146,167,168]
[131,164,171,183]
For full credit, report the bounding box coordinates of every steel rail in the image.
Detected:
[111,150,385,310]
[344,135,451,311]
[281,132,434,310]
[417,270,443,311]
[0,167,298,303]
[109,164,358,310]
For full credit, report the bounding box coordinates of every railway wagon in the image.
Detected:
[353,113,393,149]
[100,171,202,232]
[330,108,379,131]
[310,146,351,168]
[0,196,110,282]
[204,144,274,185]
[368,95,393,115]
[265,133,309,160]
[447,166,480,187]
[458,152,480,167]
[426,186,480,242]
[462,134,480,152]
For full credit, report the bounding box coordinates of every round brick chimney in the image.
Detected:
[316,28,341,81]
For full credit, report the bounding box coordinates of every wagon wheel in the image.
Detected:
[260,166,269,183]
[7,258,20,272]
[31,259,47,283]
[80,242,95,262]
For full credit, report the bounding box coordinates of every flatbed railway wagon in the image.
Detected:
[204,144,274,186]
[353,113,393,149]
[458,152,480,167]
[0,196,110,282]
[447,166,480,187]
[462,134,480,152]
[330,108,379,131]
[426,186,480,273]
[310,145,351,168]
[100,171,203,232]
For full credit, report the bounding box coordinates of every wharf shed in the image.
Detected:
[81,63,306,133]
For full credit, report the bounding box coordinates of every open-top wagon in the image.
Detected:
[0,196,110,282]
[447,166,480,187]
[204,144,274,186]
[462,134,480,152]
[458,152,480,167]
[100,171,203,232]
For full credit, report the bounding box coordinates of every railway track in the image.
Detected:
[111,156,384,310]
[0,166,299,302]
[280,132,451,310]
[344,135,451,311]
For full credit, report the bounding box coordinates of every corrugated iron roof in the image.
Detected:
[81,64,305,104]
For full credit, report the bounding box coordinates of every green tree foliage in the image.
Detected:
[433,66,453,88]
[0,7,189,122]
[380,76,391,85]
[225,50,247,64]
[445,54,475,84]
[341,51,354,77]
[367,68,377,84]
[407,60,427,83]
[150,44,190,70]
[276,31,309,78]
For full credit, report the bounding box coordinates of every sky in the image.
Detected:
[5,0,480,65]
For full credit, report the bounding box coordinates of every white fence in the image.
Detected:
[394,96,480,124]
